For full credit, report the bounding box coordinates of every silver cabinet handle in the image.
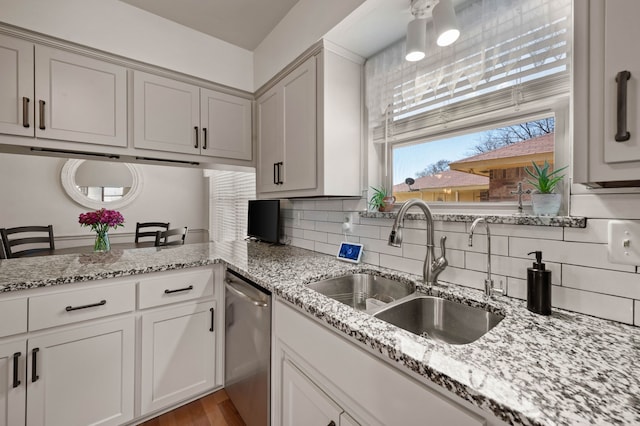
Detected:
[38,100,45,130]
[615,70,631,142]
[225,280,268,307]
[22,97,30,128]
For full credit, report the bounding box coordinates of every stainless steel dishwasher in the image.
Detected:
[224,268,271,426]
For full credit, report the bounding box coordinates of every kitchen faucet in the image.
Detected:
[468,217,504,298]
[388,199,447,286]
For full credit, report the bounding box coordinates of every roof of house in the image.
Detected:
[393,169,489,192]
[448,133,555,175]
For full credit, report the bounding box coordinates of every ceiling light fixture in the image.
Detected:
[405,16,427,62]
[433,0,460,47]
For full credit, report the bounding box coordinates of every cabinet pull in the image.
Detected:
[12,352,21,388]
[328,421,336,426]
[209,307,214,332]
[31,348,39,383]
[194,126,199,148]
[277,162,284,184]
[38,100,45,130]
[203,127,208,150]
[615,70,632,142]
[22,97,30,128]
[65,299,106,312]
[164,285,193,294]
[273,163,278,185]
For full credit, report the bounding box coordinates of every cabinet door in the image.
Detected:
[281,358,343,426]
[140,301,216,415]
[603,0,640,164]
[281,56,317,192]
[26,317,135,426]
[0,34,34,137]
[133,71,200,155]
[0,339,26,426]
[34,45,127,147]
[256,87,283,193]
[200,89,252,160]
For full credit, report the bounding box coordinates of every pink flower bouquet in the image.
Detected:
[79,209,124,252]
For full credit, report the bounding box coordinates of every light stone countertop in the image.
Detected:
[0,241,638,425]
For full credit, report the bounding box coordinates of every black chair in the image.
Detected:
[0,225,55,258]
[154,227,188,247]
[135,222,170,243]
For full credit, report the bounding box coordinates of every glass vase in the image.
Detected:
[94,231,111,252]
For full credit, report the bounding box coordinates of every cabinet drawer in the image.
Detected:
[29,282,136,331]
[0,297,28,337]
[138,268,214,309]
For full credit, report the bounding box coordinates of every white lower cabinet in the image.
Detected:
[274,299,490,426]
[282,358,358,426]
[0,338,26,426]
[140,300,217,415]
[26,317,135,426]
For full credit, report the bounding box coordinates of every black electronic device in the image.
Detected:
[247,199,281,244]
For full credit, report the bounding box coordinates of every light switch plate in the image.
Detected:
[608,220,640,266]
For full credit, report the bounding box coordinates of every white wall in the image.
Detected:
[0,153,208,244]
[0,0,254,91]
[253,0,364,89]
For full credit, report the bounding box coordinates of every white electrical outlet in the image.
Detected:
[608,220,640,266]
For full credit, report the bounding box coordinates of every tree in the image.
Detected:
[416,159,450,177]
[468,117,555,155]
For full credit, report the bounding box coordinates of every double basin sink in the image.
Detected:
[308,273,504,345]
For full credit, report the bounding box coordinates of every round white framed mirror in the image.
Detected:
[61,159,144,209]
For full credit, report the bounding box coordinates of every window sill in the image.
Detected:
[360,211,586,228]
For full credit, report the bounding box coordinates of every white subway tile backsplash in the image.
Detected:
[283,206,640,325]
[303,230,328,243]
[290,237,314,251]
[351,224,381,239]
[564,219,610,243]
[552,286,634,324]
[562,264,640,299]
[360,237,403,257]
[465,253,561,285]
[509,237,636,272]
[379,254,423,276]
[506,277,527,300]
[315,221,343,234]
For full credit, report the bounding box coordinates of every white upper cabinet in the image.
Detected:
[256,43,363,198]
[35,46,127,147]
[134,71,253,160]
[0,34,33,138]
[133,71,201,155]
[574,0,640,185]
[200,89,252,160]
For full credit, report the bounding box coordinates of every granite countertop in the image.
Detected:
[1,242,638,425]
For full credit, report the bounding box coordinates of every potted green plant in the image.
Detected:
[524,160,568,215]
[368,186,396,212]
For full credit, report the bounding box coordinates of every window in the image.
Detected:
[365,0,571,211]
[392,115,556,204]
[207,169,256,242]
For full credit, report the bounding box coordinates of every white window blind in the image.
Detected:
[366,0,571,143]
[208,170,256,242]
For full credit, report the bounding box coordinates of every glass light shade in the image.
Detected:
[433,0,460,47]
[405,17,427,62]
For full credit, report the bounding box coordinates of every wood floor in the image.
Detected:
[139,389,245,426]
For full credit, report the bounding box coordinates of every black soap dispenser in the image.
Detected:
[527,251,552,315]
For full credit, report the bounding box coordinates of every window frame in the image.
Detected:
[383,96,571,214]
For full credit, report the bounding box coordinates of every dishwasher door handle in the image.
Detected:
[225,280,269,308]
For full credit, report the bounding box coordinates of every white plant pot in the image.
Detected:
[531,192,561,216]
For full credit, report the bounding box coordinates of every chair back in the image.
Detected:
[154,227,188,247]
[135,222,170,243]
[0,225,55,258]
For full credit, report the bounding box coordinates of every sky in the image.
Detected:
[392,131,484,185]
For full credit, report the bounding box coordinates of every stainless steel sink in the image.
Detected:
[374,296,504,345]
[308,274,415,311]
